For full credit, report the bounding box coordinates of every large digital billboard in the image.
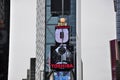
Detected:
[45,0,76,80]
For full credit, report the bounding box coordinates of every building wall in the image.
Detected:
[116,0,120,41]
[76,0,81,80]
[112,0,120,80]
[36,0,82,80]
[27,69,31,80]
[36,0,45,80]
[30,58,36,80]
[0,0,5,20]
[0,0,10,80]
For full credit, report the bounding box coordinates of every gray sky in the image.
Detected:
[8,0,36,80]
[81,0,116,80]
[8,0,116,80]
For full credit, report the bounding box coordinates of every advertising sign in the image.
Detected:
[45,0,76,80]
[50,45,74,70]
[54,72,71,80]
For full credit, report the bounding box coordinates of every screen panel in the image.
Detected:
[45,0,76,80]
[53,71,71,80]
[51,0,70,16]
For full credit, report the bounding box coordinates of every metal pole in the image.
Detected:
[62,0,64,17]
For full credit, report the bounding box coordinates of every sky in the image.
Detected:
[8,0,116,80]
[8,0,36,80]
[81,0,116,80]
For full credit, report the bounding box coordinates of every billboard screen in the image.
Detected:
[51,0,70,16]
[53,71,71,80]
[50,45,74,70]
[45,0,76,80]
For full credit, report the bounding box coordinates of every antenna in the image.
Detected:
[62,0,64,17]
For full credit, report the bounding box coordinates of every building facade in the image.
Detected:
[36,0,45,80]
[111,0,120,80]
[0,0,10,80]
[22,58,36,80]
[110,39,118,80]
[22,69,30,80]
[114,0,120,41]
[36,0,81,80]
[30,58,36,80]
[27,69,31,80]
[22,79,27,80]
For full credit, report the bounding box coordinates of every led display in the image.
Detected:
[51,0,70,16]
[45,0,76,79]
[50,45,74,70]
[55,29,69,43]
[54,72,71,80]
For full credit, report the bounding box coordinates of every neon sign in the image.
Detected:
[51,64,73,69]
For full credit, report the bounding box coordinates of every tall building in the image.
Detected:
[36,0,45,80]
[36,0,81,80]
[22,79,27,80]
[22,58,36,80]
[110,40,118,80]
[27,69,31,80]
[30,58,36,80]
[0,0,10,80]
[111,0,120,80]
[114,0,120,41]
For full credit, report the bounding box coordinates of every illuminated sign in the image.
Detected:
[45,0,76,79]
[50,19,75,71]
[50,44,74,70]
[54,72,71,80]
[51,64,73,69]
[55,26,70,45]
[55,28,69,43]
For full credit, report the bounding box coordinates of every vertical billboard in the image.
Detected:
[45,0,76,80]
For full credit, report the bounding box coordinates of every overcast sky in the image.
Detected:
[8,0,116,80]
[8,0,36,80]
[81,0,116,80]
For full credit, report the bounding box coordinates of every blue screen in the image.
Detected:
[54,72,70,80]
